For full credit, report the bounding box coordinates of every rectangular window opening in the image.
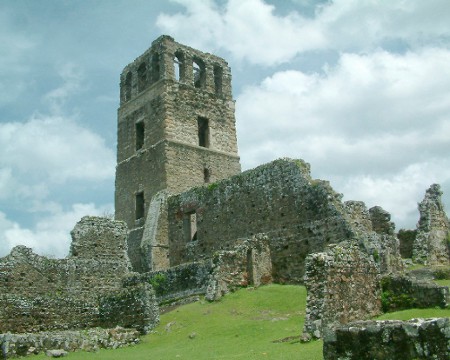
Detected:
[135,121,145,151]
[214,65,223,95]
[197,117,209,148]
[183,211,197,242]
[135,192,145,220]
[203,168,210,183]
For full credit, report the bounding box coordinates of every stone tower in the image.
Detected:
[115,36,241,270]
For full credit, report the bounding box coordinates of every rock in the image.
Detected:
[45,349,68,358]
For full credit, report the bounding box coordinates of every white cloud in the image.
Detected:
[157,0,324,65]
[236,47,450,228]
[0,203,113,258]
[0,115,114,186]
[157,0,450,66]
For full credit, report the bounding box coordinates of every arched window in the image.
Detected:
[151,53,160,83]
[193,57,206,88]
[124,71,132,101]
[213,65,223,95]
[137,62,147,92]
[174,51,185,81]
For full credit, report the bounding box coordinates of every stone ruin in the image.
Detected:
[413,184,450,265]
[1,36,449,359]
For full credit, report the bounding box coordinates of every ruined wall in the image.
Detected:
[381,274,449,311]
[124,262,212,305]
[205,234,273,301]
[344,201,403,273]
[413,184,450,265]
[0,217,158,334]
[167,158,356,283]
[323,318,450,360]
[0,327,140,359]
[303,242,381,338]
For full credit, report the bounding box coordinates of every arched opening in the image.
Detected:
[213,65,223,95]
[137,62,147,92]
[151,53,160,83]
[124,71,132,101]
[193,57,206,88]
[174,51,185,81]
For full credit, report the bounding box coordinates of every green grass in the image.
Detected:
[376,307,450,321]
[28,283,450,360]
[435,279,450,287]
[32,285,323,360]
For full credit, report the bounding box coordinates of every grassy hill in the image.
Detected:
[32,284,450,360]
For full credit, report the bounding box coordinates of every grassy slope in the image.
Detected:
[33,285,323,360]
[31,284,450,360]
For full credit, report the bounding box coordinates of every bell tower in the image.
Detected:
[115,36,241,270]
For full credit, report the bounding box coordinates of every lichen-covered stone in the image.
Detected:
[323,318,450,360]
[0,217,158,334]
[0,327,140,358]
[205,234,273,301]
[413,184,450,265]
[303,242,382,338]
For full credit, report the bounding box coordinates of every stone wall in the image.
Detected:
[344,201,403,274]
[381,274,449,311]
[323,318,450,360]
[205,234,273,301]
[166,158,358,283]
[303,242,381,338]
[0,217,158,334]
[126,262,212,305]
[413,184,450,265]
[0,327,140,358]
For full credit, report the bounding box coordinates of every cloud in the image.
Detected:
[0,59,115,257]
[0,203,113,258]
[0,115,114,187]
[157,0,324,65]
[44,63,85,114]
[157,0,450,66]
[236,47,450,228]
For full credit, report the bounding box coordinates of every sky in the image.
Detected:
[1,0,450,258]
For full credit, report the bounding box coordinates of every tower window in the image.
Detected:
[183,211,197,242]
[193,58,206,88]
[135,192,145,220]
[203,168,210,183]
[174,51,185,81]
[137,62,147,92]
[151,53,160,83]
[124,71,132,101]
[213,65,223,95]
[135,121,144,151]
[197,117,209,148]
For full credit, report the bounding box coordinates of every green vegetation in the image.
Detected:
[207,182,219,191]
[148,273,168,296]
[376,307,450,321]
[29,284,450,360]
[32,285,323,360]
[435,279,450,287]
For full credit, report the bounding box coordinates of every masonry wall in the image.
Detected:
[303,242,381,338]
[413,184,450,265]
[167,158,357,283]
[0,217,158,333]
[323,318,450,360]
